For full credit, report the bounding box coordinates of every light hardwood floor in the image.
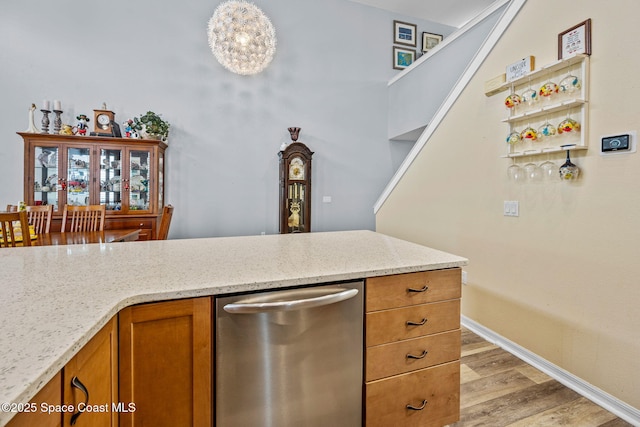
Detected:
[447,328,633,427]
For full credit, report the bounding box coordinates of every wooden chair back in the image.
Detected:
[156,205,174,240]
[5,204,18,212]
[61,205,106,232]
[0,211,31,247]
[26,205,53,234]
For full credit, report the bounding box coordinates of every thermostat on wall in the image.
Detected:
[601,131,636,155]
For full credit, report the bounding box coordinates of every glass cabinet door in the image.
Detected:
[66,147,91,207]
[33,145,60,212]
[158,151,164,209]
[128,149,152,212]
[100,148,123,212]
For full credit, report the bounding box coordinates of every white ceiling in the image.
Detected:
[349,0,499,28]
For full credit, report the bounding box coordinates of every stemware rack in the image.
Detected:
[497,54,589,158]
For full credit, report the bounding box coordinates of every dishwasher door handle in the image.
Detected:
[223,288,359,314]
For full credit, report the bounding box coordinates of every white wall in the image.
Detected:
[0,0,454,238]
[377,0,640,412]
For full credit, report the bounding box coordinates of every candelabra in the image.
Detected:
[40,109,51,134]
[53,110,63,134]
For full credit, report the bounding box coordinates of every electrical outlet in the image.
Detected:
[504,201,519,217]
[462,270,468,285]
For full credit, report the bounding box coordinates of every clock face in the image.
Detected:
[289,157,305,180]
[97,114,111,129]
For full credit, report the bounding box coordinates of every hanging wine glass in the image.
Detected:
[506,130,522,145]
[505,92,522,109]
[540,154,558,181]
[524,161,541,181]
[559,149,580,180]
[520,126,538,141]
[558,117,580,134]
[537,120,557,139]
[521,78,538,106]
[539,78,559,99]
[559,73,581,94]
[507,158,523,182]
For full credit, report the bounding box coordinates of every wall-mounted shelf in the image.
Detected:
[500,145,587,159]
[498,55,589,159]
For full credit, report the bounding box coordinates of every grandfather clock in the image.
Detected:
[279,127,313,233]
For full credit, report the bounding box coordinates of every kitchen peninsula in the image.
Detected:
[0,230,467,426]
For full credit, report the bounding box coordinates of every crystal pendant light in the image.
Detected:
[207,1,277,75]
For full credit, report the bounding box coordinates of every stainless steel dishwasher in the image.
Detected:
[216,281,363,427]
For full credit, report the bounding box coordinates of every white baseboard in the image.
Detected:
[461,315,640,426]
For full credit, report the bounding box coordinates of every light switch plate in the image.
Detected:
[504,201,519,217]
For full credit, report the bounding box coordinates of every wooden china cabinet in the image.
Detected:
[19,132,167,240]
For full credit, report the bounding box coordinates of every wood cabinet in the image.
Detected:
[6,372,62,427]
[364,268,462,427]
[19,133,167,239]
[118,297,212,427]
[7,318,118,427]
[63,317,119,427]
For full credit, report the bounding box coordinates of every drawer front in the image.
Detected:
[366,329,460,381]
[366,299,460,347]
[365,361,460,427]
[366,268,461,312]
[107,217,155,240]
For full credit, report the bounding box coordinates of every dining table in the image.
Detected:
[25,229,141,246]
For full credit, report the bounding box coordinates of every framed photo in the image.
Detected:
[558,18,592,59]
[393,20,417,47]
[393,46,416,70]
[422,32,443,53]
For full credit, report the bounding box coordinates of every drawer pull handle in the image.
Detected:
[70,376,89,425]
[406,350,428,359]
[406,318,427,326]
[406,399,428,411]
[407,285,429,293]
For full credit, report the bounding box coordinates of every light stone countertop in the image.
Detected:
[0,230,467,426]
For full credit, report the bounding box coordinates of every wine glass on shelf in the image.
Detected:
[559,147,580,181]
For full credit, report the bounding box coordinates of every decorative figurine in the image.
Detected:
[75,114,90,136]
[123,119,139,138]
[25,103,40,133]
[59,124,75,135]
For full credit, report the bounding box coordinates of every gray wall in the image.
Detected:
[0,0,454,238]
[388,3,506,140]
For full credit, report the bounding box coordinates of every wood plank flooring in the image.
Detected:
[446,328,633,427]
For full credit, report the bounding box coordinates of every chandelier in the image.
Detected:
[207,1,277,75]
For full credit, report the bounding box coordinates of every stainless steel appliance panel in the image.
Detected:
[216,281,364,427]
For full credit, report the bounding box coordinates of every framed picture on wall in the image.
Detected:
[422,32,443,53]
[393,46,416,70]
[393,20,417,47]
[558,18,592,59]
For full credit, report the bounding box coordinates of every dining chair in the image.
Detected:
[0,210,31,247]
[61,205,106,232]
[5,204,17,212]
[26,204,53,234]
[156,204,174,240]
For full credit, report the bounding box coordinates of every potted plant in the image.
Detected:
[130,111,170,141]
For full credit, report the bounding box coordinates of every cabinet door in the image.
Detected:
[63,317,118,427]
[65,146,93,207]
[6,372,62,427]
[125,148,153,213]
[31,144,61,213]
[119,298,212,427]
[99,147,124,213]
